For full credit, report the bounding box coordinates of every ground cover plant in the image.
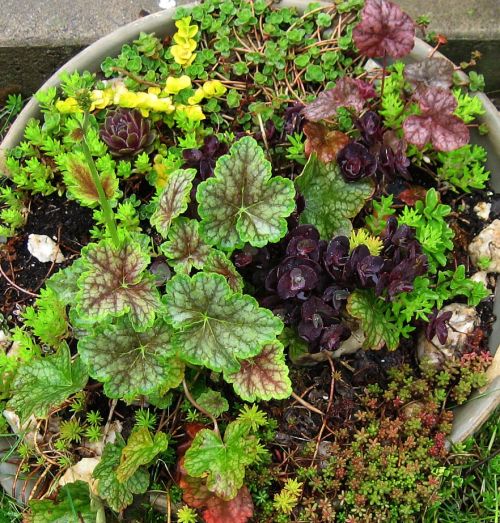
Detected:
[0,0,498,521]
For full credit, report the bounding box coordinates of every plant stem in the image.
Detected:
[182,379,220,437]
[81,112,119,247]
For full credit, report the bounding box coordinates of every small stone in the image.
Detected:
[27,234,65,263]
[332,326,365,358]
[59,457,100,495]
[474,201,491,220]
[469,220,500,272]
[417,303,479,369]
[470,271,490,290]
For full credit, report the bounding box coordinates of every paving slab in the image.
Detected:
[0,0,499,97]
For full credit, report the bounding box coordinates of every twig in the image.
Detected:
[313,353,335,461]
[0,263,39,297]
[110,66,161,88]
[182,379,220,437]
[102,399,118,443]
[290,391,325,416]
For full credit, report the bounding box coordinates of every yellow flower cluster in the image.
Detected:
[349,228,383,256]
[171,17,198,67]
[55,77,227,123]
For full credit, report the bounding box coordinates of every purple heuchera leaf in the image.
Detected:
[353,0,415,59]
[302,78,372,122]
[404,57,455,89]
[426,309,453,344]
[403,86,469,151]
[183,135,229,179]
[337,142,377,182]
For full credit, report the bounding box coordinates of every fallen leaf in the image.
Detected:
[303,122,349,163]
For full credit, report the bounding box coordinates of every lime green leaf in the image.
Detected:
[161,218,212,274]
[196,389,229,417]
[29,481,96,523]
[93,436,149,512]
[77,238,161,331]
[197,136,295,250]
[8,344,88,421]
[224,341,292,402]
[77,318,183,401]
[184,421,258,500]
[150,168,196,237]
[295,155,374,239]
[165,272,283,373]
[116,427,169,483]
[59,152,118,208]
[347,289,400,350]
[203,249,243,292]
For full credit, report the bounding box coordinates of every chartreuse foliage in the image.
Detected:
[295,154,374,239]
[77,318,183,401]
[165,272,283,373]
[196,389,229,417]
[28,481,99,523]
[93,435,150,512]
[150,168,196,237]
[116,427,169,482]
[76,237,161,330]
[197,136,295,250]
[7,344,88,421]
[184,411,267,500]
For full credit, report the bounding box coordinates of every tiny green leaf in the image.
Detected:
[77,318,183,401]
[165,272,283,373]
[347,289,400,350]
[150,168,196,237]
[295,155,374,239]
[184,421,258,500]
[77,238,161,330]
[8,344,88,421]
[197,136,295,250]
[203,249,244,292]
[196,389,229,417]
[224,341,292,402]
[116,427,169,483]
[93,436,149,512]
[161,218,212,274]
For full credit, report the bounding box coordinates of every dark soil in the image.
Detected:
[0,194,93,319]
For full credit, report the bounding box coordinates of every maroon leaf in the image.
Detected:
[203,487,254,523]
[353,0,415,59]
[302,78,368,122]
[303,122,349,163]
[404,57,455,89]
[398,186,427,206]
[403,86,469,151]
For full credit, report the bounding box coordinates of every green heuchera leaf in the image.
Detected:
[59,152,118,207]
[29,481,96,523]
[203,249,243,292]
[93,436,149,512]
[196,389,229,417]
[161,218,212,274]
[116,427,169,483]
[165,272,283,373]
[295,155,374,239]
[150,168,196,237]
[77,318,183,401]
[7,344,88,421]
[347,290,400,351]
[197,136,295,250]
[224,341,292,402]
[184,420,259,500]
[77,238,161,331]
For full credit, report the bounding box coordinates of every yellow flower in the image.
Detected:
[202,80,226,98]
[147,94,175,114]
[164,75,192,95]
[90,88,114,111]
[187,87,205,105]
[176,104,205,121]
[349,228,383,256]
[55,97,82,114]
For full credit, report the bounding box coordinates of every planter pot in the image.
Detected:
[0,0,498,465]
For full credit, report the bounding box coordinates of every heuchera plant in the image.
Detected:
[0,0,493,521]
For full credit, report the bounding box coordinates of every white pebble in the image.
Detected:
[27,234,65,264]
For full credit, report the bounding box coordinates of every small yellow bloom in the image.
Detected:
[147,94,175,114]
[55,97,82,114]
[164,75,192,95]
[176,104,205,121]
[187,87,205,106]
[202,80,227,98]
[90,88,114,111]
